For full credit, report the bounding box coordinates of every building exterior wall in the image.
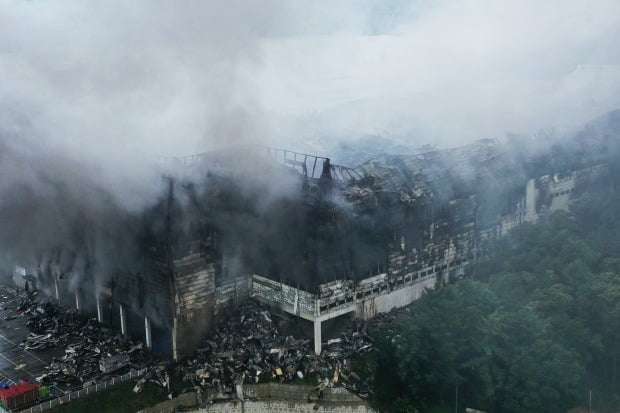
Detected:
[172,253,216,360]
[16,136,613,360]
[523,164,608,223]
[249,163,610,333]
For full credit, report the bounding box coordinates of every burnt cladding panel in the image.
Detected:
[172,249,217,359]
[174,256,216,311]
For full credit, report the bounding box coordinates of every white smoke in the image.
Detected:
[2,0,619,169]
[257,0,620,149]
[1,0,619,277]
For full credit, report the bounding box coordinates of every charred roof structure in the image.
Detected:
[15,110,620,360]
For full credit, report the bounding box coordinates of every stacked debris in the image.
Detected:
[11,290,385,400]
[15,292,148,388]
[133,364,170,398]
[179,300,374,401]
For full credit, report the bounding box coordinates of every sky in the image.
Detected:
[0,0,619,187]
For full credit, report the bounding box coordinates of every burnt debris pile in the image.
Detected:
[180,300,374,401]
[6,288,386,401]
[15,292,148,388]
[133,365,170,396]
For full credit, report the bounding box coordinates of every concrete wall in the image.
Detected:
[523,164,608,223]
[138,384,375,413]
[199,384,374,413]
[195,400,374,413]
[355,273,437,320]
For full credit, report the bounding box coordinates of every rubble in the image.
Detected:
[179,300,374,401]
[99,353,131,373]
[133,364,170,398]
[7,288,383,403]
[13,292,150,389]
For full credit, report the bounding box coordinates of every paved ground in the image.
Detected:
[0,282,65,396]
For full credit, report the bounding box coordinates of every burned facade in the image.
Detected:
[13,110,620,360]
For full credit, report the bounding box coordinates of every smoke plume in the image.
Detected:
[1,0,619,289]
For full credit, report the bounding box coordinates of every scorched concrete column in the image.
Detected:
[314,319,322,355]
[145,316,152,349]
[172,319,178,361]
[96,294,103,323]
[54,278,60,301]
[119,304,127,335]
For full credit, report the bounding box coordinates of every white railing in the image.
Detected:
[16,368,148,413]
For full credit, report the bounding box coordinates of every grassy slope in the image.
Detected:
[48,373,187,413]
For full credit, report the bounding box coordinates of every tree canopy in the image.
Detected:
[370,191,620,413]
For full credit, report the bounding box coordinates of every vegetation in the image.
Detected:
[50,374,185,413]
[371,191,620,413]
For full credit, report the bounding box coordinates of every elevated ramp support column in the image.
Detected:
[314,319,322,355]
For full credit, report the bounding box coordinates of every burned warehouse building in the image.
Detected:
[9,110,620,361]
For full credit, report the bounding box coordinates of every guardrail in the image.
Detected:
[16,368,148,413]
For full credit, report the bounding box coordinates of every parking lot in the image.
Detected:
[0,283,65,396]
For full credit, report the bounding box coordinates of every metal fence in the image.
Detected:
[16,368,148,413]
